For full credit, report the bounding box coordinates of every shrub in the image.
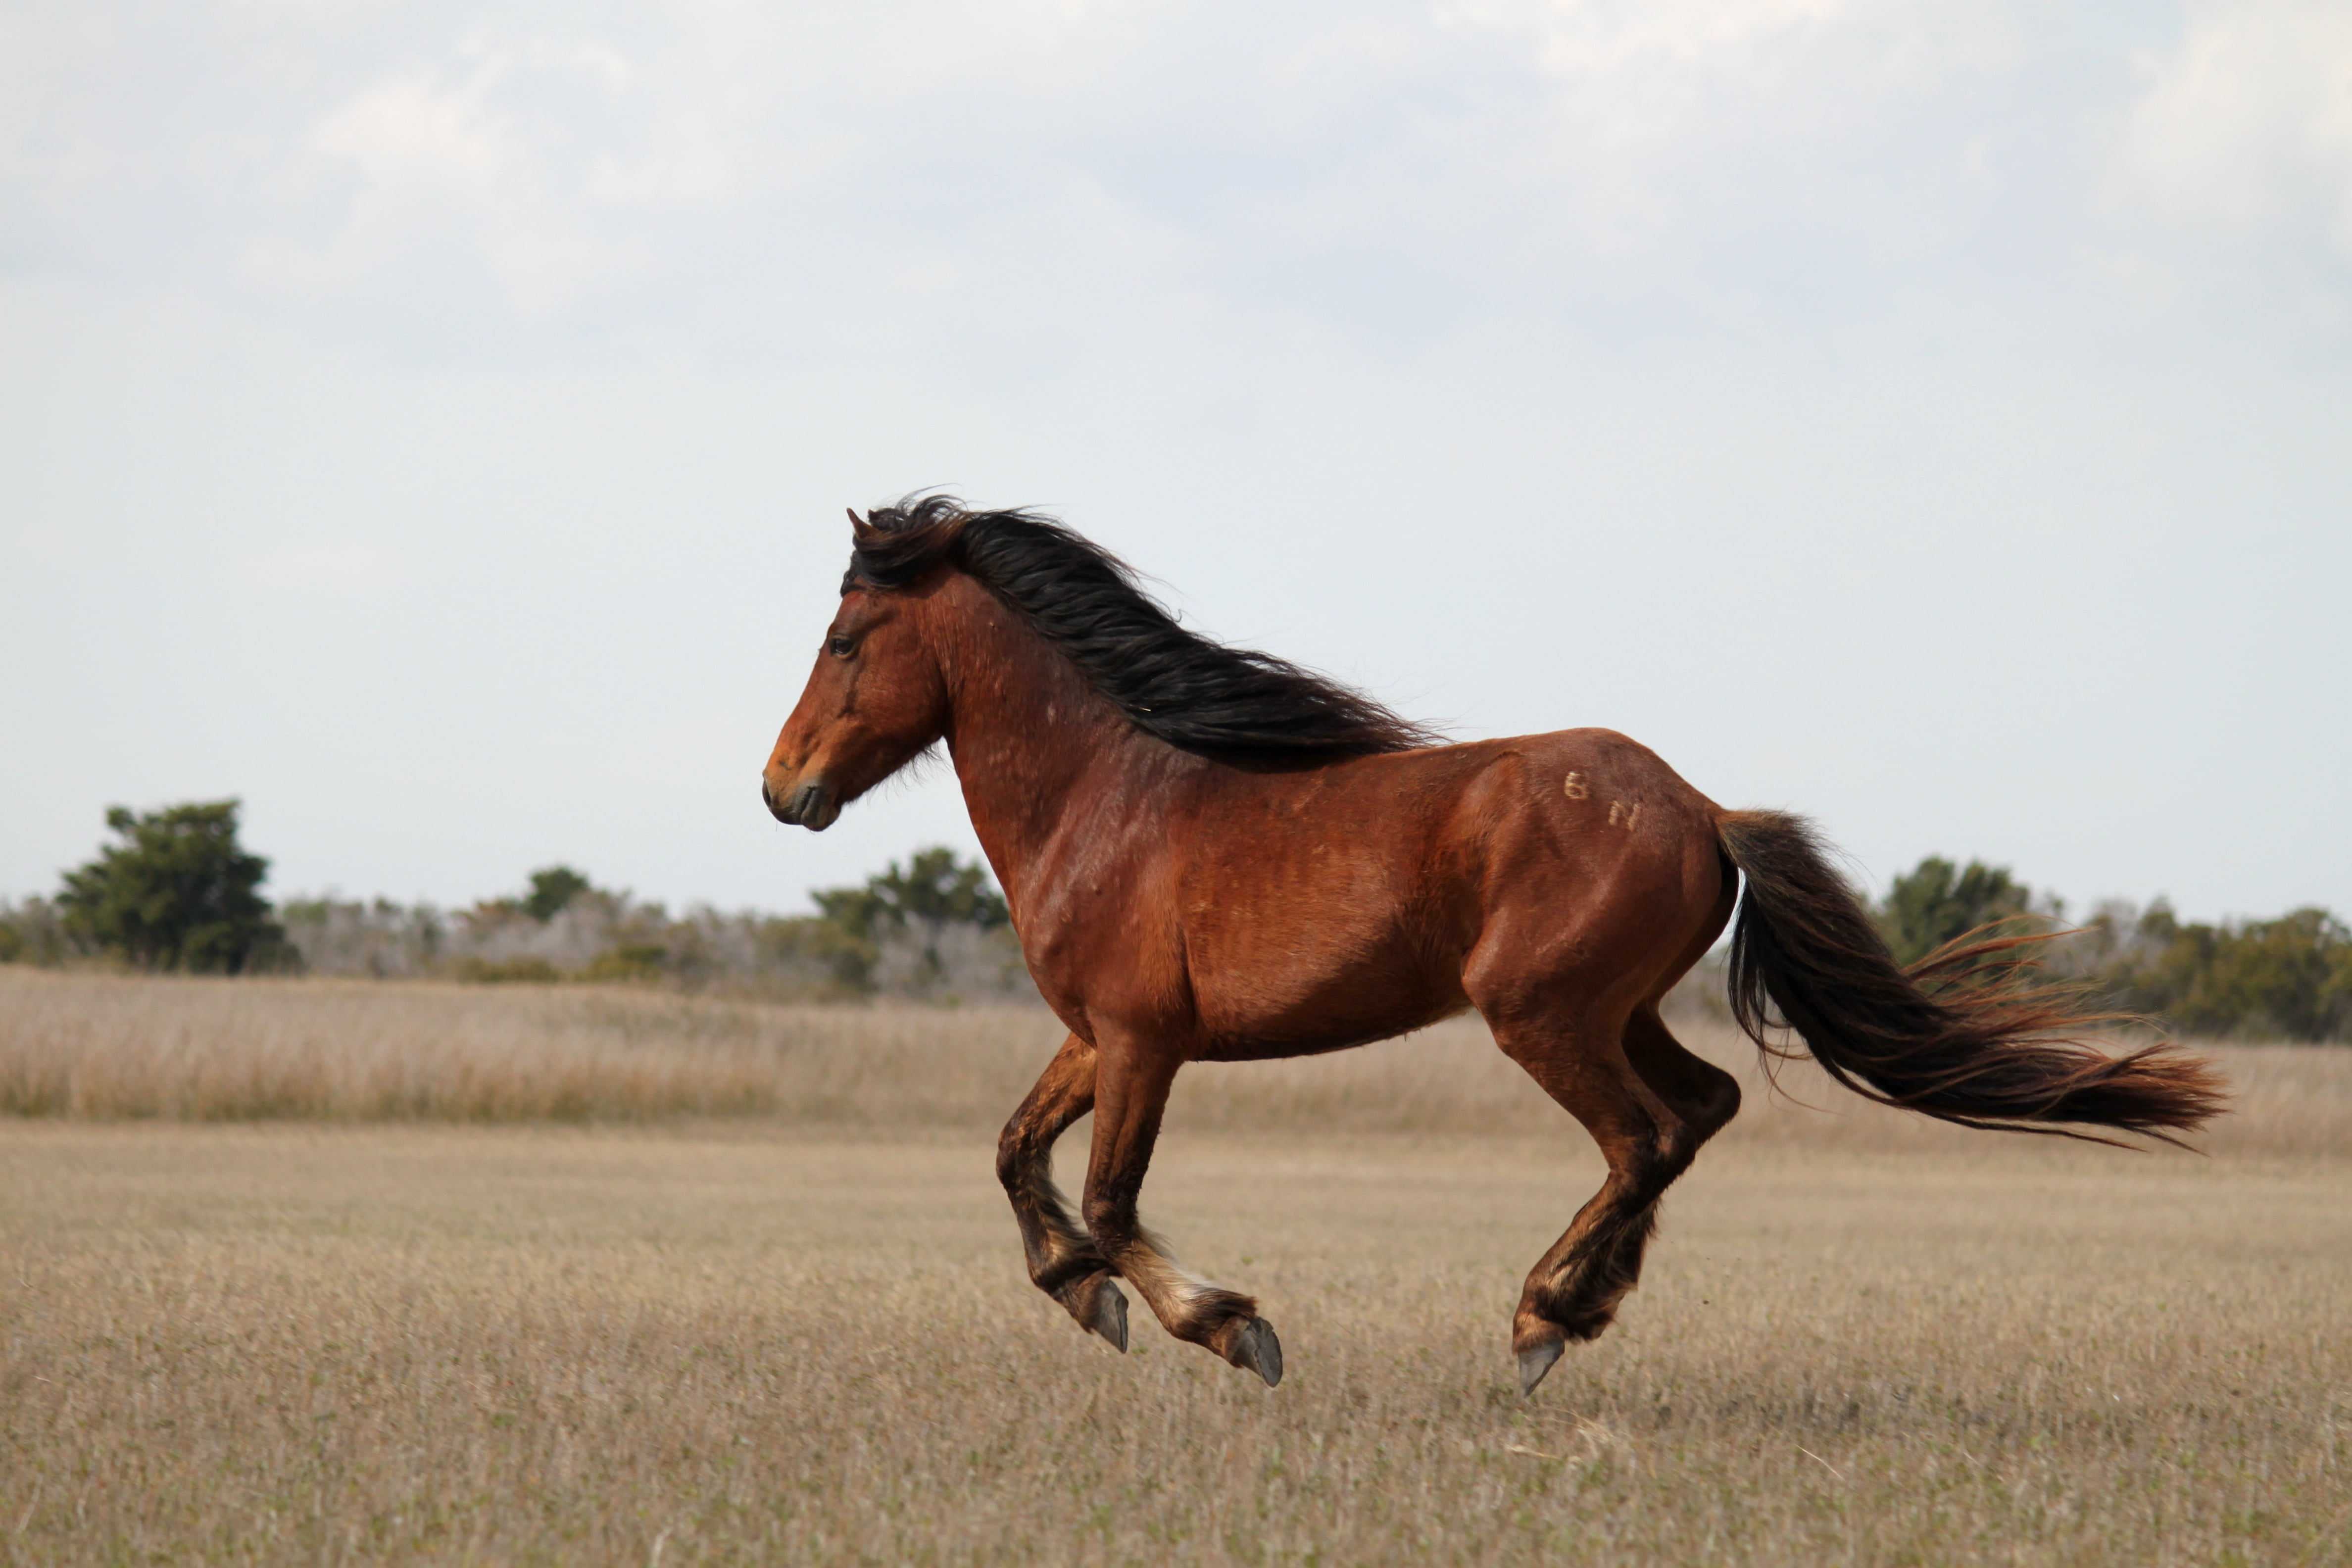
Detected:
[580,944,669,984]
[451,957,563,984]
[2097,903,2352,1043]
[813,847,1011,994]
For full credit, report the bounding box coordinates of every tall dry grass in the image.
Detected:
[0,970,1059,1125]
[2,968,2342,1158]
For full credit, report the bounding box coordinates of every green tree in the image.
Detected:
[56,800,286,974]
[2105,902,2352,1042]
[809,847,1010,992]
[871,847,1011,935]
[1877,856,2039,966]
[521,866,594,923]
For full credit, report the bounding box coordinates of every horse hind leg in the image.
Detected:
[1621,1004,1742,1158]
[1485,1001,1713,1397]
[996,1033,1129,1350]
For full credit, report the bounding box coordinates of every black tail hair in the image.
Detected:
[1716,810,2226,1146]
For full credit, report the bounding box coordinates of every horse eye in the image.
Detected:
[828,636,855,658]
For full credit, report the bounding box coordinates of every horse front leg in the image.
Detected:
[1078,1034,1284,1386]
[996,1032,1129,1349]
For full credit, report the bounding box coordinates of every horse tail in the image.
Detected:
[1713,809,2226,1145]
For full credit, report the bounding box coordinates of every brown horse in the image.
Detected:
[761,498,2223,1395]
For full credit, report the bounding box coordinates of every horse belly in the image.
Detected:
[1182,854,1470,1061]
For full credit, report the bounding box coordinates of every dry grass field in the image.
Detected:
[2,970,2349,1565]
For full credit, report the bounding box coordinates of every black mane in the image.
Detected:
[845,496,1438,762]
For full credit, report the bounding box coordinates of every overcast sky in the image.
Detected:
[3,0,2347,922]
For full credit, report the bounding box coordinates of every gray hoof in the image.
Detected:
[1092,1282,1129,1352]
[1517,1339,1564,1398]
[1229,1317,1283,1388]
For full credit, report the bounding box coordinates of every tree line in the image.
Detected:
[1875,856,2352,1044]
[0,801,1029,1004]
[3,801,2347,1039]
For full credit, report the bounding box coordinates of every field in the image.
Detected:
[1,971,2348,1565]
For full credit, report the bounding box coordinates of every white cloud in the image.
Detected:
[9,527,73,560]
[2115,0,2352,254]
[233,540,400,588]
[1436,0,1865,74]
[238,38,646,318]
[20,0,2343,363]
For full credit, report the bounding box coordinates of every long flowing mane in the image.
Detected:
[845,496,1439,762]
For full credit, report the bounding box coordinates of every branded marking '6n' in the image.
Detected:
[1562,772,1590,801]
[1608,801,1642,831]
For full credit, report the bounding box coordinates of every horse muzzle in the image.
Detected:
[763,776,841,832]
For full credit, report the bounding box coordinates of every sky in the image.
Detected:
[2,0,2348,923]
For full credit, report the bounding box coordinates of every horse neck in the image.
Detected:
[925,576,1185,906]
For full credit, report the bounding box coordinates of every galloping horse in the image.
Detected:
[762,498,2223,1395]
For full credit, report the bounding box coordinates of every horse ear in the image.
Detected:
[847,507,880,544]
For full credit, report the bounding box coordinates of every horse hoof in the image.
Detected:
[1092,1281,1129,1352]
[1228,1317,1283,1388]
[1517,1339,1564,1398]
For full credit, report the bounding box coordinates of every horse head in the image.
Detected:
[761,509,952,832]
